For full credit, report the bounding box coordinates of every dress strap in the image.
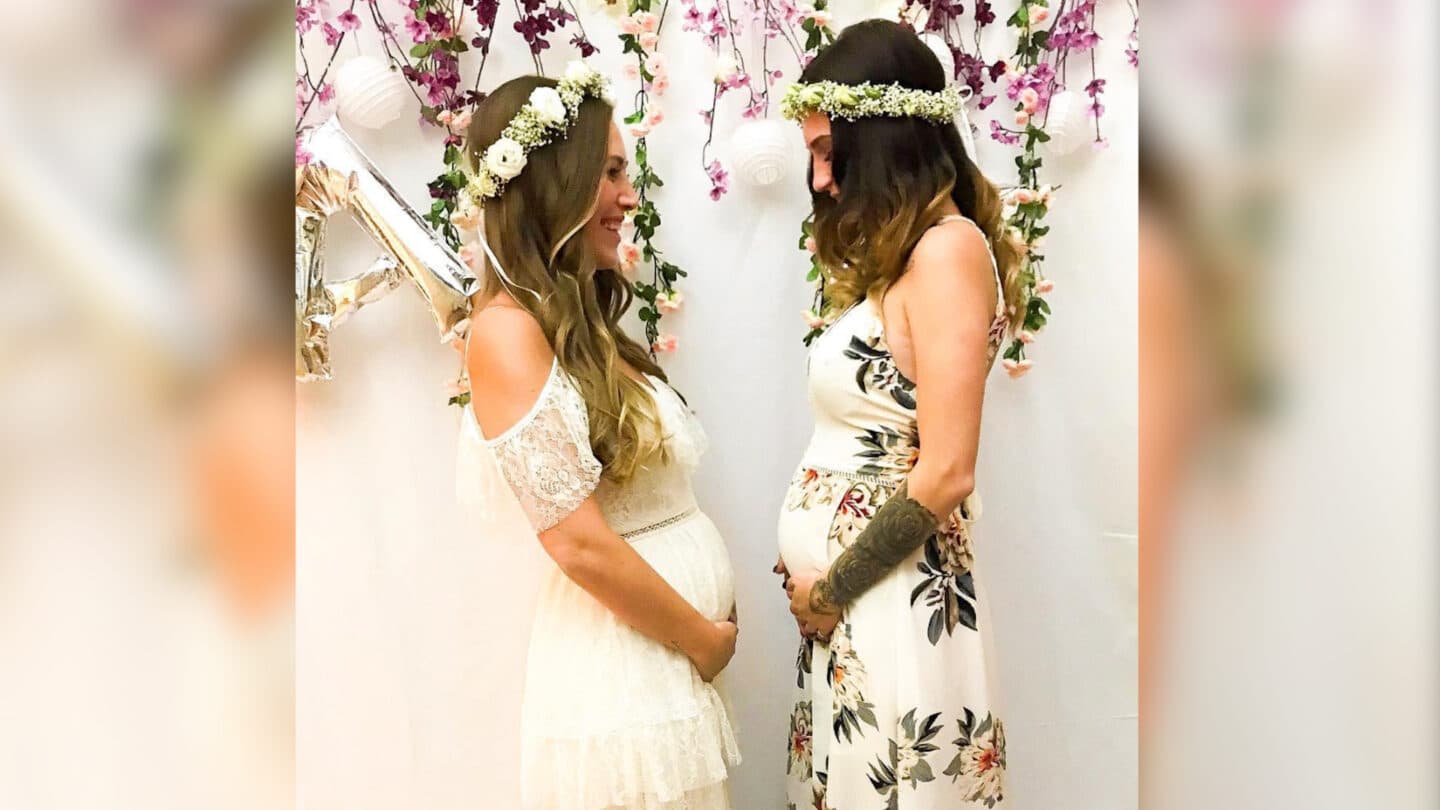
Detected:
[935,214,1005,318]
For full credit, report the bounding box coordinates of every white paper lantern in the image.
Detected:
[917,32,955,82]
[730,119,791,187]
[1040,90,1093,156]
[914,33,982,157]
[334,56,409,130]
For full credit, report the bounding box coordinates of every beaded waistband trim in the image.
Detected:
[620,507,699,540]
[806,465,902,485]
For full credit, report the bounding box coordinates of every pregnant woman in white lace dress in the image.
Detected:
[453,68,740,809]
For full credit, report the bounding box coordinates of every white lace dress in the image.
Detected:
[470,359,740,810]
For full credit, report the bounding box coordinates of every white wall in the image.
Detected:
[298,2,1136,807]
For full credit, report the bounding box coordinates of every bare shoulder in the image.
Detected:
[907,219,992,284]
[895,219,996,310]
[466,304,555,408]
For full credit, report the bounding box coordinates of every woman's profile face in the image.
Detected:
[803,112,838,199]
[584,123,640,268]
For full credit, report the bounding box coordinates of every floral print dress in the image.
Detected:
[778,215,1008,810]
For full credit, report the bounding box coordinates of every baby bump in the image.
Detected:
[777,466,846,574]
[629,511,734,621]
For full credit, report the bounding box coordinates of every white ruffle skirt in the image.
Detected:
[520,511,740,810]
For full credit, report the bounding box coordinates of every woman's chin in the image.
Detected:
[591,239,620,269]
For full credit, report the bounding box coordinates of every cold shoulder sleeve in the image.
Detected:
[484,364,603,532]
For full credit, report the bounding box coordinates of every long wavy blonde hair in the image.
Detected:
[803,20,1022,321]
[465,76,667,484]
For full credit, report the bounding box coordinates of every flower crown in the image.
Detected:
[780,80,962,125]
[466,61,613,202]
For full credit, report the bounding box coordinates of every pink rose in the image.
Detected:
[646,53,669,75]
[635,11,659,32]
[1001,358,1033,379]
[621,63,640,80]
[639,32,659,50]
[651,75,671,95]
[803,309,827,330]
[808,10,832,27]
[620,15,642,35]
[449,109,472,132]
[1035,278,1055,294]
[804,236,817,254]
[1031,6,1050,24]
[1019,330,1036,345]
[1020,88,1039,113]
[656,290,684,313]
[436,109,454,127]
[1010,188,1037,205]
[645,105,665,127]
[652,334,679,353]
[444,376,471,397]
[629,123,651,138]
[1014,110,1030,126]
[617,240,642,278]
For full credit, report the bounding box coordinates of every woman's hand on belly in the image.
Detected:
[690,617,739,682]
[786,569,842,643]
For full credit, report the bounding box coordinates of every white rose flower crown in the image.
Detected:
[464,61,614,203]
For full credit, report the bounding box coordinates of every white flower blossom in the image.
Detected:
[466,62,610,200]
[527,87,567,125]
[564,60,596,84]
[484,138,527,181]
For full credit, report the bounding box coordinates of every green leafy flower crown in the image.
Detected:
[780,80,962,125]
[466,61,613,203]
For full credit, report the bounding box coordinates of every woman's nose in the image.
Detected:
[811,163,832,195]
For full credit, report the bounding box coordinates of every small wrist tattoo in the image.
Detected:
[809,578,839,615]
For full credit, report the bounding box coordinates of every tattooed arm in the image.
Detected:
[808,483,943,612]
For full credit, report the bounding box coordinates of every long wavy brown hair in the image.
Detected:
[465,76,667,483]
[802,19,1022,322]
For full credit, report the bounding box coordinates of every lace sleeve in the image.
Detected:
[488,368,603,532]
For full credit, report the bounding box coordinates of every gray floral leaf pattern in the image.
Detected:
[845,335,917,410]
[854,426,919,477]
[909,521,980,643]
[867,708,945,807]
[942,708,1007,807]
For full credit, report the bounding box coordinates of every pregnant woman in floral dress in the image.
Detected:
[775,21,1022,810]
